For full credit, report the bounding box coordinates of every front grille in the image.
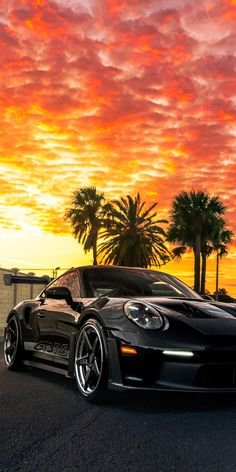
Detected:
[119,342,236,390]
[195,364,236,388]
[200,349,236,363]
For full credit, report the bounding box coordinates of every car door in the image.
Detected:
[33,271,81,363]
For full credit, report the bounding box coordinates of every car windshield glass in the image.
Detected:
[83,268,202,299]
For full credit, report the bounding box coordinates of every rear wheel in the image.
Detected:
[74,319,108,401]
[4,316,23,370]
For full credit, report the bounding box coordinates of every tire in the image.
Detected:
[74,319,109,402]
[4,315,23,370]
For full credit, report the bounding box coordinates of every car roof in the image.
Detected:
[73,265,166,276]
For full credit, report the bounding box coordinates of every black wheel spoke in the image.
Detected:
[7,325,16,336]
[92,337,99,355]
[83,331,93,351]
[76,354,89,366]
[84,367,92,390]
[6,343,16,355]
[93,357,100,377]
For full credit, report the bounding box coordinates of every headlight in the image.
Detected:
[124,301,164,330]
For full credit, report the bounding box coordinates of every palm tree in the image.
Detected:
[200,243,212,295]
[65,186,111,265]
[213,287,235,303]
[211,219,233,299]
[200,218,232,294]
[98,193,170,267]
[167,191,226,293]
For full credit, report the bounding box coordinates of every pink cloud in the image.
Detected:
[0,0,235,248]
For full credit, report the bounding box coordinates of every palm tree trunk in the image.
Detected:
[93,239,98,265]
[194,233,201,293]
[200,252,207,294]
[215,249,219,301]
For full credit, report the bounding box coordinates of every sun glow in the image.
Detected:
[0,0,236,296]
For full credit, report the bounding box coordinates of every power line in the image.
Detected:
[7,268,72,271]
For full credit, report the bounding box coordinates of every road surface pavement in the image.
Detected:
[0,343,236,472]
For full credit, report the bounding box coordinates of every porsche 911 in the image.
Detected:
[4,265,236,401]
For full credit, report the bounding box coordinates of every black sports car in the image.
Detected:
[4,265,236,401]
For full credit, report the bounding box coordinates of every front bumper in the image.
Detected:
[107,333,236,393]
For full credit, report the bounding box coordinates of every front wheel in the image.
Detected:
[74,319,108,402]
[4,315,23,370]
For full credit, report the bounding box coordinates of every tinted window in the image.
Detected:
[83,268,201,299]
[46,272,80,298]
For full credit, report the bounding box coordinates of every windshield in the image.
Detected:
[83,267,202,299]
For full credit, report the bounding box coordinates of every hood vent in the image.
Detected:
[164,302,213,319]
[149,299,235,320]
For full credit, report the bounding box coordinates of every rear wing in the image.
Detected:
[4,274,51,286]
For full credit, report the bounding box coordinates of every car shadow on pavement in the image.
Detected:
[20,365,236,415]
[106,390,236,414]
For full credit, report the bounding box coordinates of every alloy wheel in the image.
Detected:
[4,317,19,367]
[75,322,104,396]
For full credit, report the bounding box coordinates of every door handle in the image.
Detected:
[37,312,45,318]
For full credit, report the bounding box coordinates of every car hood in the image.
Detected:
[142,298,236,336]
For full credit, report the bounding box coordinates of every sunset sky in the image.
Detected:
[0,0,236,295]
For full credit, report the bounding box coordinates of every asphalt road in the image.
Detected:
[0,344,236,472]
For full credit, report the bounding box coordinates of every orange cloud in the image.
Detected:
[0,0,236,294]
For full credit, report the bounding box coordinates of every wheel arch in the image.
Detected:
[77,309,108,333]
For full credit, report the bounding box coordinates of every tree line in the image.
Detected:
[65,187,233,295]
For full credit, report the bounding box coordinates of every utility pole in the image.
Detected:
[52,267,60,278]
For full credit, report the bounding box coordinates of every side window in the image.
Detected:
[51,272,80,299]
[42,272,80,299]
[48,276,67,289]
[39,277,63,298]
[64,272,80,299]
[47,279,56,289]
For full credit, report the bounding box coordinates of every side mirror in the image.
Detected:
[45,286,73,305]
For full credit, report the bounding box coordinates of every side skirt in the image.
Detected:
[23,360,68,376]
